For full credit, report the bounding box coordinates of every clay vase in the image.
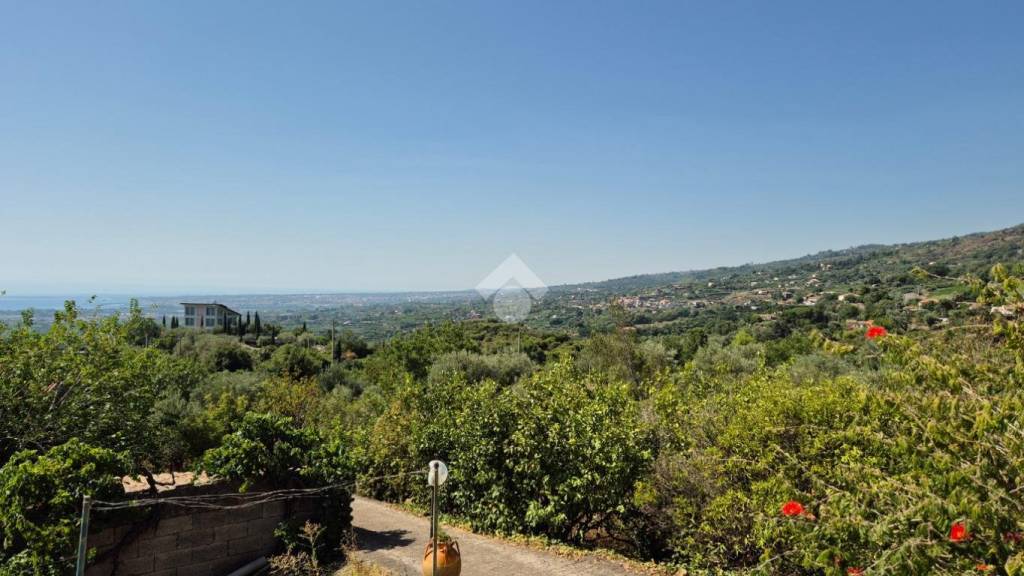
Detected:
[421,539,462,576]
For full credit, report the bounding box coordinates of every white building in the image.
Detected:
[181,302,242,330]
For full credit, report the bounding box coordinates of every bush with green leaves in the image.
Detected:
[622,266,1024,574]
[202,412,320,491]
[0,301,199,469]
[173,332,254,372]
[427,350,534,386]
[0,439,127,575]
[201,412,356,558]
[266,344,325,380]
[362,361,654,541]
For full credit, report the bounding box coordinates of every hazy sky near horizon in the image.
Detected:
[2,1,1022,294]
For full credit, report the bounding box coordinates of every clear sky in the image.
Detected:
[2,1,1022,294]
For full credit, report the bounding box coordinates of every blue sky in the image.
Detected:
[1,1,1022,294]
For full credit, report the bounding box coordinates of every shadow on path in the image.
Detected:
[354,526,416,552]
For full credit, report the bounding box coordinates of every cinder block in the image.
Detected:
[232,505,263,522]
[153,549,192,571]
[291,499,316,514]
[227,535,271,556]
[193,510,228,526]
[245,517,282,538]
[191,542,228,563]
[118,555,154,576]
[119,537,142,559]
[85,560,114,576]
[144,534,179,554]
[214,523,248,542]
[177,528,215,548]
[91,528,118,547]
[154,515,193,536]
[178,560,215,576]
[262,500,287,519]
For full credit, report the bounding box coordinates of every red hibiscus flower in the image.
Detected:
[781,500,805,517]
[847,568,864,575]
[976,564,993,572]
[950,522,969,543]
[866,325,888,339]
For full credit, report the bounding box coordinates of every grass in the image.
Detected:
[334,558,392,576]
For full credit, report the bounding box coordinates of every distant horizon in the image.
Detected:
[5,219,1021,303]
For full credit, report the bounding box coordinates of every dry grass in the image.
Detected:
[334,558,392,576]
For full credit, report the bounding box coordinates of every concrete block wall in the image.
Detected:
[86,496,321,576]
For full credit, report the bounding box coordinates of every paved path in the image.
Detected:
[351,497,643,576]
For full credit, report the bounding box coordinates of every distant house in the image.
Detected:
[181,302,242,330]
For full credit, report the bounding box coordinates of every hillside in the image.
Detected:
[522,223,1024,336]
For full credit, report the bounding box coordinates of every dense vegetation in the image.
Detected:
[3,226,1024,574]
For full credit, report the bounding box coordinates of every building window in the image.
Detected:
[184,318,195,326]
[185,306,195,316]
[206,306,217,316]
[204,317,215,327]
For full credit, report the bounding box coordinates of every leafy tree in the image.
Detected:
[0,440,127,574]
[332,329,370,362]
[0,302,195,468]
[363,361,653,541]
[266,344,324,380]
[200,413,355,557]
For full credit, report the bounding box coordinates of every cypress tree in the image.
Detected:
[254,312,262,339]
[162,315,167,328]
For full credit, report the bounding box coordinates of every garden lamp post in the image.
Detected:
[427,460,448,576]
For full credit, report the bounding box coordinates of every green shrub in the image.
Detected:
[0,440,127,574]
[201,413,355,559]
[266,344,325,380]
[174,333,253,372]
[0,302,192,467]
[362,361,654,541]
[427,350,534,386]
[201,412,320,491]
